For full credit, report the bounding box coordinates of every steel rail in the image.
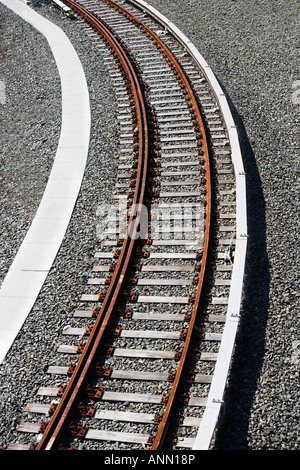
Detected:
[37,0,211,450]
[101,0,211,449]
[128,0,248,450]
[36,0,149,450]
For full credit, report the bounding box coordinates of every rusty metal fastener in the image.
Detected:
[188,371,196,382]
[57,385,66,397]
[58,444,77,451]
[69,423,87,438]
[98,292,106,302]
[104,345,115,355]
[39,422,49,433]
[160,392,169,403]
[78,402,96,417]
[123,291,138,302]
[76,344,85,354]
[96,365,112,378]
[147,190,159,198]
[192,348,201,360]
[92,307,100,318]
[86,384,103,400]
[117,307,133,317]
[181,393,190,405]
[130,293,138,302]
[67,364,76,376]
[147,433,156,444]
[174,350,182,360]
[154,412,163,423]
[84,326,93,336]
[168,371,176,381]
[176,413,184,425]
[112,327,121,336]
[48,403,58,416]
[179,330,187,339]
[136,249,149,258]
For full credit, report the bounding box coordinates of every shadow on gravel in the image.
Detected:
[212,81,270,450]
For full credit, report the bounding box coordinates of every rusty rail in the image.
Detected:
[37,0,211,450]
[36,0,149,450]
[101,0,211,449]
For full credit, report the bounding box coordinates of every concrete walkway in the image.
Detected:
[0,0,91,363]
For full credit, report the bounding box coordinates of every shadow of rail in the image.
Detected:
[213,81,270,450]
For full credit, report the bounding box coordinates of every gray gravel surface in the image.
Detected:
[0,3,61,284]
[0,0,299,451]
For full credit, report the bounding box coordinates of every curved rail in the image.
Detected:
[36,1,149,450]
[127,0,248,450]
[88,0,212,449]
[2,0,248,452]
[36,0,211,451]
[102,0,210,449]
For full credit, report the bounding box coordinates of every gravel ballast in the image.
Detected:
[0,0,299,451]
[0,3,61,285]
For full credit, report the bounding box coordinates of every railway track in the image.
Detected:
[7,0,247,451]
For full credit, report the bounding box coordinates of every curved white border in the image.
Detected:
[0,0,90,364]
[129,0,248,450]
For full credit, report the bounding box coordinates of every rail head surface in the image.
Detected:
[127,0,248,450]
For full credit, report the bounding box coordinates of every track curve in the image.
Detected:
[7,0,247,451]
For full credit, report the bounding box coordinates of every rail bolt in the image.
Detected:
[48,403,58,416]
[86,384,103,400]
[161,392,169,403]
[67,364,76,376]
[98,292,106,302]
[57,385,66,397]
[92,307,100,318]
[76,344,85,354]
[154,412,163,423]
[78,402,96,417]
[147,433,156,444]
[69,423,87,438]
[96,365,112,378]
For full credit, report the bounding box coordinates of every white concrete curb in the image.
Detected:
[0,0,90,363]
[128,0,248,450]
